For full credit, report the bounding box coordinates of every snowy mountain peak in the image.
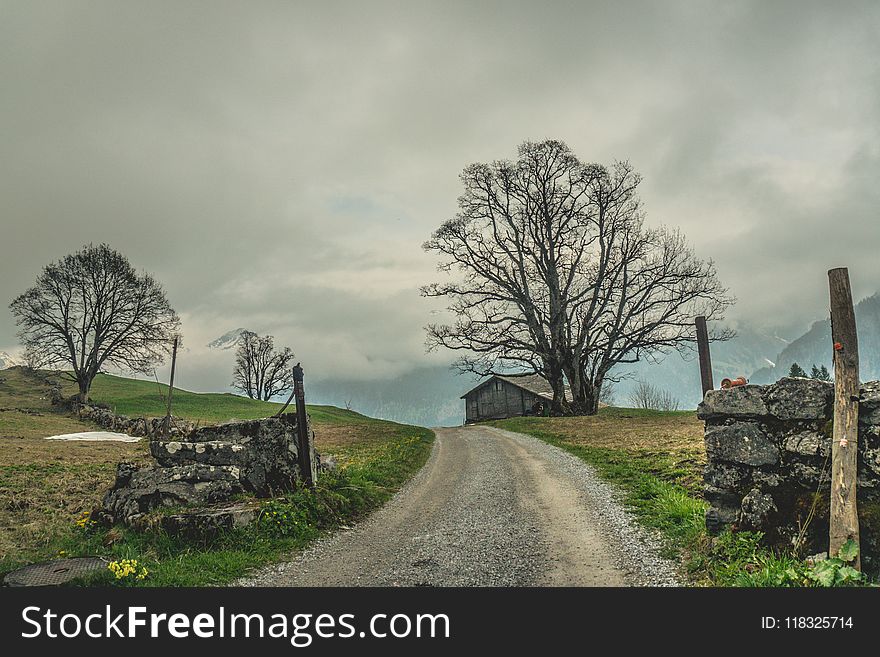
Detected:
[206,328,249,350]
[0,351,25,369]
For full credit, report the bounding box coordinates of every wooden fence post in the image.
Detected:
[163,335,179,439]
[828,267,860,569]
[293,363,316,488]
[695,316,714,396]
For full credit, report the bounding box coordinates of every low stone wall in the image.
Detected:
[99,414,315,529]
[698,377,880,569]
[74,402,194,438]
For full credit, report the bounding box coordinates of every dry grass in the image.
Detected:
[492,407,706,493]
[505,408,704,455]
[0,435,150,561]
[0,367,429,566]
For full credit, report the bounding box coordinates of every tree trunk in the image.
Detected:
[572,380,600,416]
[77,378,90,404]
[546,363,568,415]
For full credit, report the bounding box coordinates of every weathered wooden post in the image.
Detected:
[292,363,316,488]
[828,267,860,569]
[695,316,714,396]
[163,335,179,438]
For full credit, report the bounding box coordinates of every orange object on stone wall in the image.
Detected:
[720,376,748,390]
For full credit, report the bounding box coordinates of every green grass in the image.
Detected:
[0,367,435,586]
[64,427,434,587]
[67,372,367,425]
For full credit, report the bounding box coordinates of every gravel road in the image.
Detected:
[236,425,681,587]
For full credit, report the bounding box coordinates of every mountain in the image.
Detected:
[0,351,24,369]
[307,365,478,427]
[204,296,880,423]
[606,323,793,409]
[206,328,248,350]
[750,293,880,384]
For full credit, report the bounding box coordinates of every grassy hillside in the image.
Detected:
[0,367,434,585]
[69,371,369,425]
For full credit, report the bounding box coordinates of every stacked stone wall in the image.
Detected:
[698,377,880,569]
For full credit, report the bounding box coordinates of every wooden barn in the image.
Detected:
[461,374,567,424]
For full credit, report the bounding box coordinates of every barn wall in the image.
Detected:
[465,380,543,423]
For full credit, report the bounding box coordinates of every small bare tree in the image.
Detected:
[599,380,617,407]
[231,331,295,401]
[10,243,179,402]
[627,379,680,411]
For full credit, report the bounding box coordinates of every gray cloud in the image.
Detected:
[2,0,879,390]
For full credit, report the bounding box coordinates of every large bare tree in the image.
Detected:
[231,331,295,401]
[10,243,180,402]
[423,140,733,415]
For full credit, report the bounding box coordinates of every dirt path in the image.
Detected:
[237,425,679,587]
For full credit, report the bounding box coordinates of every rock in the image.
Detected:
[782,431,829,457]
[151,416,301,495]
[860,382,880,426]
[160,502,260,539]
[102,462,245,524]
[704,422,779,466]
[705,507,738,535]
[765,377,832,420]
[751,470,783,488]
[790,461,827,486]
[739,489,778,530]
[697,385,768,420]
[317,453,337,472]
[704,462,751,490]
[862,447,880,477]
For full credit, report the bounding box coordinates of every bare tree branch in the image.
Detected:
[423,140,734,415]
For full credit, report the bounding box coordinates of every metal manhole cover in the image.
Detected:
[3,557,108,587]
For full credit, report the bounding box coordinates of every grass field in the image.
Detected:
[0,367,433,585]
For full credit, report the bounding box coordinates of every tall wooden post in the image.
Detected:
[695,316,714,396]
[293,363,316,488]
[828,267,860,569]
[163,335,179,438]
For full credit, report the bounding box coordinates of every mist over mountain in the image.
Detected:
[751,293,880,384]
[199,297,880,426]
[307,366,479,428]
[605,323,794,410]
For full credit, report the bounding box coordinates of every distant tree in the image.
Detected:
[9,244,179,403]
[422,140,733,416]
[599,380,616,407]
[811,364,832,381]
[231,331,295,401]
[788,362,808,378]
[627,379,680,411]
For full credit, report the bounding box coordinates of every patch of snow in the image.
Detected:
[45,431,141,442]
[0,350,25,369]
[206,328,249,350]
[763,358,776,368]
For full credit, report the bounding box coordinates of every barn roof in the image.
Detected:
[460,374,571,401]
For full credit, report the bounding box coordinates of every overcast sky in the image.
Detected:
[2,1,879,388]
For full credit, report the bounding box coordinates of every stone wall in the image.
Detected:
[697,377,880,568]
[99,414,315,528]
[74,402,194,439]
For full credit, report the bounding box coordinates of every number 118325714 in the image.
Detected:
[762,617,853,630]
